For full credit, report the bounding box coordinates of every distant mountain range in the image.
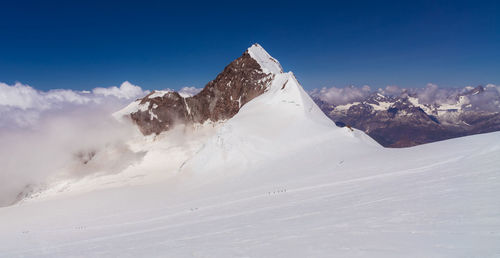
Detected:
[312,85,500,147]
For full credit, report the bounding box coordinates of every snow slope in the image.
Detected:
[181,70,379,180]
[1,45,499,257]
[0,131,499,257]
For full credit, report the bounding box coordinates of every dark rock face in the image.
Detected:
[314,89,500,148]
[130,51,273,135]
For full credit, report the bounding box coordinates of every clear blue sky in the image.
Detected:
[1,0,499,91]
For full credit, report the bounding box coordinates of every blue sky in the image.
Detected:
[1,0,499,91]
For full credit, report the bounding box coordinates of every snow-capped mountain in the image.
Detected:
[180,63,379,178]
[113,43,378,177]
[13,43,374,203]
[115,44,283,135]
[1,44,499,257]
[313,86,500,147]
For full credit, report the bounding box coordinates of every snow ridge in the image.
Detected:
[181,69,379,177]
[247,43,284,75]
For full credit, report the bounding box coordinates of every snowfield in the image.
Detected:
[1,131,499,257]
[1,45,499,257]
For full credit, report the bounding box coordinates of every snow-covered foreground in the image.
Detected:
[1,131,499,257]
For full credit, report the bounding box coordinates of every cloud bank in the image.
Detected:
[0,81,150,206]
[0,81,147,129]
[310,83,500,111]
[309,85,372,105]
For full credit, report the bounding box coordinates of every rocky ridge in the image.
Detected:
[118,44,282,135]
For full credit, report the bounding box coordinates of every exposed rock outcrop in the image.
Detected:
[124,44,280,135]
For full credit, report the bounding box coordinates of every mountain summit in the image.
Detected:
[115,43,379,175]
[117,43,287,135]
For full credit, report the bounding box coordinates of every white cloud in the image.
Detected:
[0,81,150,206]
[92,81,146,99]
[310,83,500,111]
[377,85,404,96]
[468,84,500,111]
[0,81,149,129]
[309,85,371,105]
[416,83,458,105]
[178,86,203,98]
[0,106,145,206]
[486,84,500,94]
[0,80,207,206]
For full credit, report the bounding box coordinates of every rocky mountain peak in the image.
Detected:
[118,44,284,135]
